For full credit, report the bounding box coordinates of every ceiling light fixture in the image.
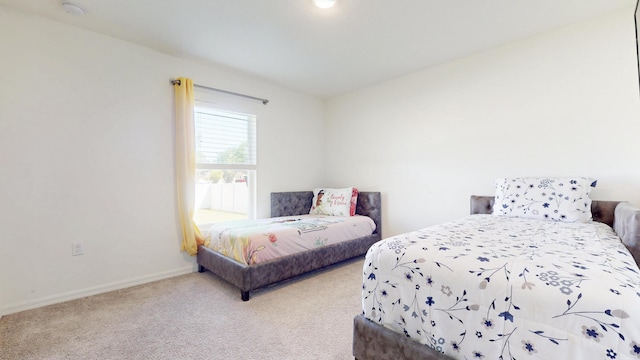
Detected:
[313,0,336,9]
[61,2,85,16]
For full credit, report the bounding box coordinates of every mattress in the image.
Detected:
[204,214,376,265]
[362,215,640,359]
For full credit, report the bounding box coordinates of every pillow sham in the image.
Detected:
[309,187,358,216]
[492,177,596,223]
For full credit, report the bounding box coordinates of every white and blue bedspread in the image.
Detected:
[362,215,640,359]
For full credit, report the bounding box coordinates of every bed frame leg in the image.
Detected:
[241,290,250,301]
[198,265,205,273]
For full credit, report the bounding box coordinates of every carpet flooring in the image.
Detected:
[0,258,364,360]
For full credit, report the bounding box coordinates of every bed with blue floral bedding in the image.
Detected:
[355,178,640,360]
[361,214,640,359]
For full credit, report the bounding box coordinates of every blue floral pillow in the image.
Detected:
[492,177,597,223]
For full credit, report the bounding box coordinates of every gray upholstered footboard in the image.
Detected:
[197,191,382,301]
[353,315,452,360]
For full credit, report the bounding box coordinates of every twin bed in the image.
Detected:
[197,190,382,301]
[353,177,640,360]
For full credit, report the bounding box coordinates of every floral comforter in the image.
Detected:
[362,215,640,359]
[204,214,375,265]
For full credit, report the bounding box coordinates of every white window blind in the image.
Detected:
[194,107,256,168]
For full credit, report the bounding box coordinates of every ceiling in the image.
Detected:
[0,0,635,98]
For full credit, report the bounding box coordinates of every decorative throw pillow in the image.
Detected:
[492,177,596,223]
[309,187,358,216]
[349,187,359,216]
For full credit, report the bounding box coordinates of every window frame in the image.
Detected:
[193,92,259,226]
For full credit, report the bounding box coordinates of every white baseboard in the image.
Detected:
[0,265,196,316]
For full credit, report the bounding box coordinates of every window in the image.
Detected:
[193,105,256,225]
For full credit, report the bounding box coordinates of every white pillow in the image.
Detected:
[492,177,596,223]
[309,188,357,216]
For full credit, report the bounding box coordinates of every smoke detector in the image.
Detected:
[61,2,85,16]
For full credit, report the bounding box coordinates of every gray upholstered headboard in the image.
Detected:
[270,191,382,236]
[470,195,640,266]
[470,195,620,227]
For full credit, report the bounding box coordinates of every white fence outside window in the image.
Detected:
[195,182,248,214]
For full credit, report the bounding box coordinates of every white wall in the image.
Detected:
[325,8,640,237]
[0,6,325,315]
[2,5,639,317]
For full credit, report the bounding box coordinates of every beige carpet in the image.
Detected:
[0,258,364,360]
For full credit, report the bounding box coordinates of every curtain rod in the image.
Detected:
[171,79,269,105]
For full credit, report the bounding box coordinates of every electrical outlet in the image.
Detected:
[72,242,83,256]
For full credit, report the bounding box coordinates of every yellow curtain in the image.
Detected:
[173,77,207,255]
